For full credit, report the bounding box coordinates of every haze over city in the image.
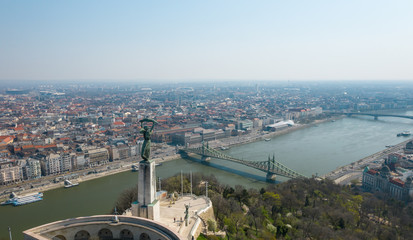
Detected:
[1,0,412,82]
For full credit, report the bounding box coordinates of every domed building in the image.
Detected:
[404,140,413,154]
[404,177,413,199]
[362,165,413,201]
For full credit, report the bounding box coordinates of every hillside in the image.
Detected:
[114,174,413,240]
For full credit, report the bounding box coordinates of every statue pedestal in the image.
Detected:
[131,200,160,220]
[131,160,160,221]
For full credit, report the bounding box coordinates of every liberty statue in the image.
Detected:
[139,118,158,162]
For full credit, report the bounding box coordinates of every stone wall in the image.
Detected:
[189,198,215,240]
[23,215,183,240]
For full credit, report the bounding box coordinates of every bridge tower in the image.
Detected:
[266,155,276,182]
[201,141,210,162]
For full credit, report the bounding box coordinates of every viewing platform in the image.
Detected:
[125,195,214,239]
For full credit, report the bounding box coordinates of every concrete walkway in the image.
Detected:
[158,196,209,238]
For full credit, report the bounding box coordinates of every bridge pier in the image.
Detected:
[266,172,276,182]
[201,156,211,162]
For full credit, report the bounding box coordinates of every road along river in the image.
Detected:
[2,111,413,239]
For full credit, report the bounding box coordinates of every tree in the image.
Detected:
[111,173,413,240]
[304,195,310,207]
[207,219,217,233]
[111,185,138,214]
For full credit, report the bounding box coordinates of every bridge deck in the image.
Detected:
[328,112,413,120]
[181,145,306,179]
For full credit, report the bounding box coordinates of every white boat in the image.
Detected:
[64,180,79,188]
[264,138,271,142]
[397,131,411,137]
[1,192,43,206]
[220,146,229,150]
[131,164,139,172]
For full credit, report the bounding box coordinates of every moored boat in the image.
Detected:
[64,180,79,188]
[1,192,43,206]
[397,131,411,137]
[131,164,139,172]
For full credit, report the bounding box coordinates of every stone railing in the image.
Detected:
[188,196,213,239]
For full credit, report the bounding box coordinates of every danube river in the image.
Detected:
[2,112,413,239]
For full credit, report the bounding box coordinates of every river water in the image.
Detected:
[2,112,413,239]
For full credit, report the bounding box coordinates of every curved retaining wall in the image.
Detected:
[189,197,214,239]
[23,215,184,240]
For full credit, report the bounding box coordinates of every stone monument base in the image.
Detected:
[131,199,160,221]
[131,160,160,221]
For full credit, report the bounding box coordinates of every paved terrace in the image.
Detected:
[126,195,212,239]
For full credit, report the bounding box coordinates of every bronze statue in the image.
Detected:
[184,204,189,226]
[139,118,158,162]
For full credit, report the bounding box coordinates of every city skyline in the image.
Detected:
[1,0,412,82]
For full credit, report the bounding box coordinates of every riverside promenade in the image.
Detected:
[325,138,412,185]
[201,116,343,149]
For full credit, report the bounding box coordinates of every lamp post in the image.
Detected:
[205,181,208,198]
[8,226,12,240]
[190,171,193,196]
[181,170,183,197]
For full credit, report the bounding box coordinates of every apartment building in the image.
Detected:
[25,159,42,179]
[0,165,23,185]
[84,148,109,167]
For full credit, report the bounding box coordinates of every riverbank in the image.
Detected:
[206,116,344,149]
[0,162,129,202]
[0,116,342,201]
[325,138,412,185]
[3,114,413,240]
[0,153,186,202]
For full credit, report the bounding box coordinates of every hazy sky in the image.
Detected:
[0,0,412,82]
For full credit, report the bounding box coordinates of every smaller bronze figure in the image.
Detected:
[139,118,158,162]
[184,204,190,226]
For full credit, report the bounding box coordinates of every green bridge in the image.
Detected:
[179,142,306,181]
